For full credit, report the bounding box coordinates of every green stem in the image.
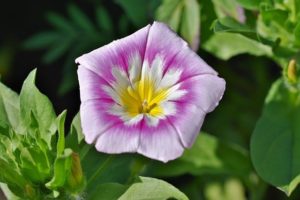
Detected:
[126,157,150,184]
[79,143,92,161]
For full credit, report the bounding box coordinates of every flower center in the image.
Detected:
[120,78,166,118]
[105,54,186,126]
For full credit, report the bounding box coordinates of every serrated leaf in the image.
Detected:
[251,79,300,196]
[119,177,188,200]
[20,69,56,148]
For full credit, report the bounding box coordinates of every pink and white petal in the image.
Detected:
[179,74,226,113]
[168,102,206,148]
[149,56,164,89]
[78,66,113,102]
[76,25,150,83]
[95,122,142,153]
[138,121,184,162]
[80,99,122,144]
[144,22,217,79]
[128,53,142,83]
[159,68,182,89]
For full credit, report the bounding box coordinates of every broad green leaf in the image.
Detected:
[260,9,288,25]
[20,69,56,148]
[46,148,73,190]
[213,17,255,35]
[235,0,260,10]
[83,152,133,195]
[211,0,245,23]
[251,79,300,196]
[156,0,183,31]
[88,183,127,200]
[147,133,252,179]
[203,32,272,60]
[119,176,188,200]
[56,110,67,156]
[0,82,21,133]
[180,0,200,50]
[156,0,200,50]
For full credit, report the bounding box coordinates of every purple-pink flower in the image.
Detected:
[76,22,225,162]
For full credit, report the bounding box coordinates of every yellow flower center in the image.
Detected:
[119,78,169,118]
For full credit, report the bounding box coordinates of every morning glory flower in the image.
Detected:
[76,22,225,162]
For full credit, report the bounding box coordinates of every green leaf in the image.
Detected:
[23,32,61,49]
[203,32,272,60]
[19,69,56,148]
[65,113,84,153]
[0,82,21,133]
[0,183,22,200]
[56,110,67,156]
[46,148,73,190]
[46,12,75,33]
[147,133,252,179]
[211,0,245,22]
[213,17,255,35]
[119,176,188,200]
[156,0,183,31]
[156,0,200,50]
[235,0,260,10]
[96,7,113,32]
[204,178,247,200]
[180,0,200,50]
[251,79,300,196]
[19,146,51,183]
[88,183,127,200]
[83,152,134,196]
[115,0,151,27]
[42,38,73,64]
[294,22,300,45]
[68,4,95,32]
